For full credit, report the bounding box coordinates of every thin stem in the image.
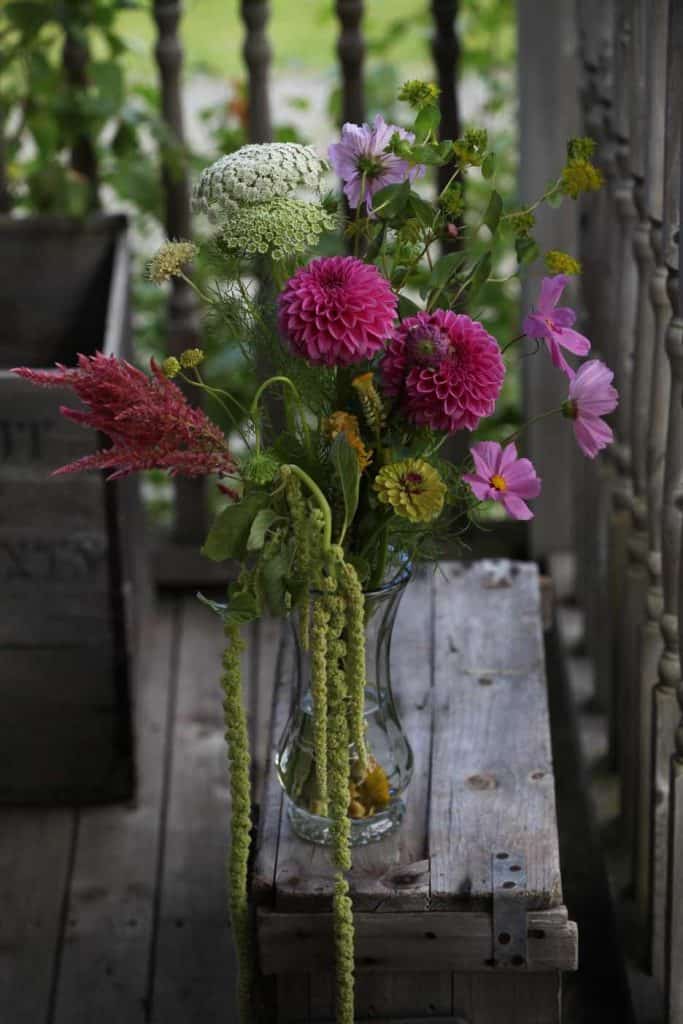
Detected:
[500,407,561,446]
[250,375,312,455]
[180,371,252,448]
[178,270,213,306]
[501,333,526,354]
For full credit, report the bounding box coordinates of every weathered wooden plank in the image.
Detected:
[0,808,76,1023]
[50,600,172,1022]
[429,561,561,910]
[258,907,577,974]
[469,972,561,1024]
[151,597,247,1021]
[262,573,434,912]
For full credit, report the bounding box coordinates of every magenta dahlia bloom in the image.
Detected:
[563,358,618,458]
[381,309,505,433]
[328,114,424,213]
[523,274,591,378]
[463,441,541,521]
[278,256,397,367]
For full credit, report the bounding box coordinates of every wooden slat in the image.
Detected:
[258,907,577,974]
[431,0,461,197]
[0,808,76,1023]
[51,601,174,1023]
[151,597,246,1021]
[257,573,435,912]
[242,0,272,143]
[335,1,364,125]
[429,562,561,910]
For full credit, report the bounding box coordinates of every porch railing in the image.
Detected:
[573,0,683,1018]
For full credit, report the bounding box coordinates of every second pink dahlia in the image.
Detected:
[381,309,505,433]
[278,256,397,367]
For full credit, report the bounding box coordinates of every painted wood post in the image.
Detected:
[242,0,272,143]
[62,29,99,212]
[431,0,461,197]
[517,0,579,559]
[336,1,365,126]
[650,0,682,985]
[632,0,672,944]
[607,0,640,853]
[153,0,206,548]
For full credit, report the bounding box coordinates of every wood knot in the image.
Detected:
[466,773,497,791]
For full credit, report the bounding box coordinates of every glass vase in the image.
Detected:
[275,565,414,846]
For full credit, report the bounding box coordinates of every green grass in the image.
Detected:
[117,0,432,81]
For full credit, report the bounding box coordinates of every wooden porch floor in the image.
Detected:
[0,586,632,1023]
[0,595,279,1024]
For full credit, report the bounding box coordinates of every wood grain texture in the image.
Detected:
[51,601,172,1024]
[151,597,246,1022]
[429,561,561,910]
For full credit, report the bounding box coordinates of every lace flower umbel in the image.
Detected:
[381,309,504,433]
[213,196,336,261]
[13,353,236,480]
[193,143,327,219]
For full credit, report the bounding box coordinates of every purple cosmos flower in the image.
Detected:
[328,114,424,213]
[463,441,541,521]
[522,274,591,378]
[563,359,618,458]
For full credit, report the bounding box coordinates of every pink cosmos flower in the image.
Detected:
[522,274,590,377]
[463,441,541,521]
[12,353,236,480]
[380,309,505,433]
[328,114,424,213]
[563,358,618,458]
[278,255,397,367]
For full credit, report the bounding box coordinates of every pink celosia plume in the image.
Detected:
[12,353,236,480]
[522,274,590,378]
[463,441,541,521]
[278,256,397,367]
[381,309,505,433]
[564,358,618,458]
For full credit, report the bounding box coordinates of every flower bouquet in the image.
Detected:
[14,82,615,1024]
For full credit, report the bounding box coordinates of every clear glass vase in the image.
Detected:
[275,565,414,846]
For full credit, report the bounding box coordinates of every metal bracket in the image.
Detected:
[491,850,528,968]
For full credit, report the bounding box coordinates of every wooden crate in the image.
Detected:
[253,560,578,1023]
[0,215,145,803]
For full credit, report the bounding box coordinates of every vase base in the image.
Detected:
[286,796,405,847]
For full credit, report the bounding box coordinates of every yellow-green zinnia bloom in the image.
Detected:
[374,458,446,523]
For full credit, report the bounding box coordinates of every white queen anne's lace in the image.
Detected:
[193,143,327,220]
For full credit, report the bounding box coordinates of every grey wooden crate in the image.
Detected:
[0,215,146,803]
[253,561,578,1023]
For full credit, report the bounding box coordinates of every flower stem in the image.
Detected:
[282,464,333,552]
[501,407,561,445]
[250,375,312,455]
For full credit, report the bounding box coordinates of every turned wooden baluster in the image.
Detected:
[336,0,365,126]
[153,0,205,546]
[62,29,99,211]
[576,1,616,716]
[431,0,461,197]
[632,0,672,942]
[650,0,682,986]
[242,0,272,143]
[607,0,640,853]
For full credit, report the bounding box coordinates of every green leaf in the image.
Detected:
[224,586,262,626]
[483,190,503,233]
[247,508,277,551]
[409,143,442,166]
[372,180,410,219]
[202,492,269,563]
[6,1,48,35]
[414,103,441,140]
[465,251,493,302]
[407,191,435,228]
[196,592,228,618]
[398,294,420,318]
[515,235,540,266]
[481,152,496,179]
[428,251,464,292]
[331,433,360,540]
[260,548,290,616]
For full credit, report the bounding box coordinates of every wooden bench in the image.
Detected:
[253,559,577,1023]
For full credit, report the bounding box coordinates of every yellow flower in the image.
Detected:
[357,759,390,811]
[325,411,372,472]
[161,356,181,379]
[545,250,581,276]
[561,158,603,199]
[374,458,446,523]
[179,347,205,369]
[147,240,198,284]
[352,372,385,431]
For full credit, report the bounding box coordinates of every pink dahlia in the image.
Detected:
[278,256,397,367]
[12,353,236,480]
[328,114,424,213]
[563,358,618,458]
[523,274,591,378]
[381,309,505,433]
[463,441,541,521]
